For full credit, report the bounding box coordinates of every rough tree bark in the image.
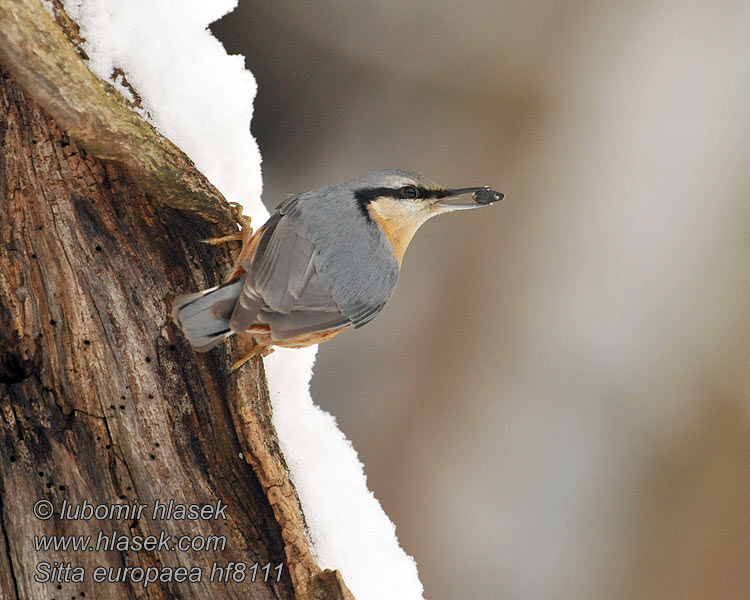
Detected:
[0,2,354,599]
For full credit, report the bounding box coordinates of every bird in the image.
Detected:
[171,169,503,369]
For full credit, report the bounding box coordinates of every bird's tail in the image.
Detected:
[171,276,245,352]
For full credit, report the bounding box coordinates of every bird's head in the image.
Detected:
[350,169,503,265]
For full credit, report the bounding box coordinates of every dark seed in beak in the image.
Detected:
[472,188,504,205]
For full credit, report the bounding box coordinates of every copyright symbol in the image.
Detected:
[33,500,54,520]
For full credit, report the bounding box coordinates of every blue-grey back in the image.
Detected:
[270,181,399,326]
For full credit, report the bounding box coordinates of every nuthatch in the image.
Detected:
[172,170,503,368]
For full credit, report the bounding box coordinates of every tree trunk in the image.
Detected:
[0,4,353,600]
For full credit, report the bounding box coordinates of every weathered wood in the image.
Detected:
[0,0,233,227]
[0,67,295,599]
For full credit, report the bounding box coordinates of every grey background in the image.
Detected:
[212,2,750,599]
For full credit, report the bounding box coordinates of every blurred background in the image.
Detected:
[212,2,750,599]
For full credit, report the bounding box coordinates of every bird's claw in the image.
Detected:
[201,203,254,245]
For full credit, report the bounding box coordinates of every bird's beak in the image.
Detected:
[431,187,504,210]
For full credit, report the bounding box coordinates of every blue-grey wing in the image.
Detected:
[229,194,398,341]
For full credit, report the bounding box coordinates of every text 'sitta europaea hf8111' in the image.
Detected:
[172,169,503,368]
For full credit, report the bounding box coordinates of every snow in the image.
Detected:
[63,2,424,598]
[265,347,425,599]
[62,0,266,226]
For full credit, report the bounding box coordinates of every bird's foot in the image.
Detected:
[201,203,253,245]
[230,344,273,371]
[230,202,253,234]
[201,231,244,245]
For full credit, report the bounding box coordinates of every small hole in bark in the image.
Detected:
[109,405,115,410]
[46,481,53,488]
[148,394,154,399]
[145,356,151,363]
[83,340,90,345]
[50,319,57,326]
[9,456,16,462]
[105,444,111,450]
[119,405,125,410]
[96,436,101,441]
[126,486,131,491]
[119,495,125,500]
[58,485,66,491]
[38,471,44,477]
[154,442,160,447]
[30,253,36,259]
[149,454,156,460]
[38,225,43,230]
[169,344,177,351]
[95,245,102,252]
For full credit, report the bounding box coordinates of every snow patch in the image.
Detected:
[266,347,425,599]
[62,0,266,225]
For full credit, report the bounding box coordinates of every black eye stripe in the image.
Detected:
[354,186,449,220]
[355,186,446,202]
[413,187,448,199]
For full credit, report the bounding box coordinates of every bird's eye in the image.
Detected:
[400,185,418,199]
